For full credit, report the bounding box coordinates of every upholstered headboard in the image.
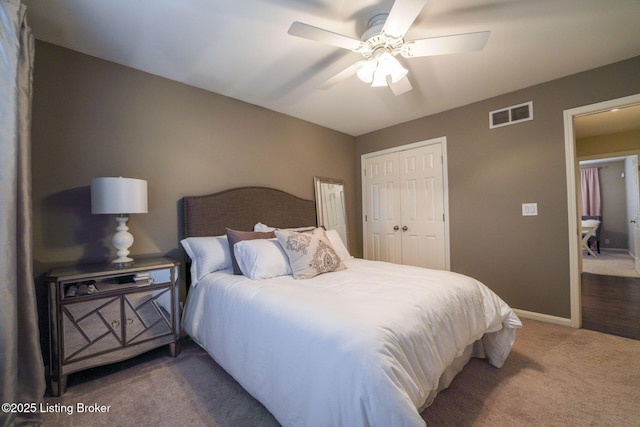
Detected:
[182,186,317,238]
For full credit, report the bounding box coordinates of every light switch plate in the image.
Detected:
[522,203,538,216]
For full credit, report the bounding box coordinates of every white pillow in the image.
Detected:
[233,239,292,280]
[275,228,346,280]
[254,222,316,233]
[325,229,353,261]
[180,235,231,286]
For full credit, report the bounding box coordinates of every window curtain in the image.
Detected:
[580,167,601,216]
[0,1,45,426]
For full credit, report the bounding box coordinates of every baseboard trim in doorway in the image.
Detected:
[513,309,572,327]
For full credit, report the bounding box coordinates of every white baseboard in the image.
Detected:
[512,309,573,328]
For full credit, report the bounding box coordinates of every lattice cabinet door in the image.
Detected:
[62,296,123,362]
[124,287,173,345]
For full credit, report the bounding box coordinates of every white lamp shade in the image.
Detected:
[371,66,388,87]
[356,59,376,84]
[91,177,148,214]
[356,53,408,87]
[386,56,408,83]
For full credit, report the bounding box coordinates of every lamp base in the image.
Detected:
[110,216,135,268]
[111,259,134,269]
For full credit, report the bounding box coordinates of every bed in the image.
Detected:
[180,187,521,427]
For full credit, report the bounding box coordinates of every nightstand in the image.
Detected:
[45,257,181,396]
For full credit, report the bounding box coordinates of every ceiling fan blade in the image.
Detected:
[402,31,490,57]
[382,0,429,39]
[288,22,364,51]
[388,75,413,96]
[317,61,366,90]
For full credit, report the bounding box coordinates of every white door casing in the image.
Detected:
[563,93,640,328]
[632,156,640,275]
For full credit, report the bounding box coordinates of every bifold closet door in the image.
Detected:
[363,151,403,264]
[364,143,446,269]
[398,143,445,269]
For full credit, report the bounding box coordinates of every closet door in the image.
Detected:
[399,144,446,269]
[363,140,447,269]
[363,151,402,263]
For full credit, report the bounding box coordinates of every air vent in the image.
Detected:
[489,101,533,129]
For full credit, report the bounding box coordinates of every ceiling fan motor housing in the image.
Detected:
[357,13,404,59]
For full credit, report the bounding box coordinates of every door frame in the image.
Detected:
[563,93,640,328]
[361,136,451,270]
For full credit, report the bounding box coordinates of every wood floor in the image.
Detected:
[581,272,640,340]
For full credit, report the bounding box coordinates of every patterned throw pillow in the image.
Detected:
[274,228,346,279]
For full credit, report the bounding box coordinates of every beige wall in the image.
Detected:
[577,130,640,158]
[31,42,356,286]
[355,56,640,318]
[31,39,640,320]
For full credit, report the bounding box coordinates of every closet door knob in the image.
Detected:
[402,226,408,231]
[393,225,399,231]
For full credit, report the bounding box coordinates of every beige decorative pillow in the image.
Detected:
[275,228,346,279]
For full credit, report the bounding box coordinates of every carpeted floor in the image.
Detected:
[582,249,640,278]
[41,319,640,426]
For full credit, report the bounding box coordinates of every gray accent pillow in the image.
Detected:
[274,228,346,279]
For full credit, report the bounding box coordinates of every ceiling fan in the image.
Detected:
[288,0,490,95]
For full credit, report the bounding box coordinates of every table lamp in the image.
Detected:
[91,177,148,268]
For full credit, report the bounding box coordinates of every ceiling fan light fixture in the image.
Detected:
[288,0,490,96]
[358,52,408,88]
[371,66,388,87]
[356,59,376,84]
[379,52,408,83]
[362,51,407,87]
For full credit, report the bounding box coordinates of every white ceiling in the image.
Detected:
[22,0,640,136]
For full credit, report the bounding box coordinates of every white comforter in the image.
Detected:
[182,258,521,427]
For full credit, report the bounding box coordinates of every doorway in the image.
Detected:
[578,155,640,278]
[564,93,640,329]
[577,154,640,340]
